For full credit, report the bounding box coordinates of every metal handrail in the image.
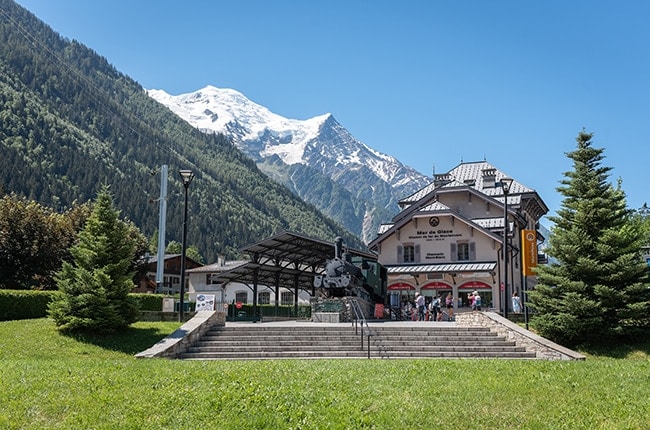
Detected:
[349,299,373,359]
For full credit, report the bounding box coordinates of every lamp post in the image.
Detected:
[178,169,194,322]
[500,177,513,319]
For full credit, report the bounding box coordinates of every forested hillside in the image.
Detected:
[0,0,362,262]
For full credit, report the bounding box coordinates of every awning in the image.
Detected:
[386,261,496,274]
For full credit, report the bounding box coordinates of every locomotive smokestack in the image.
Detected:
[334,237,343,259]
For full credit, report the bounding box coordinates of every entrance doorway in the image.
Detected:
[460,290,493,309]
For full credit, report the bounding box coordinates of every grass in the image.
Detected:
[1,319,649,429]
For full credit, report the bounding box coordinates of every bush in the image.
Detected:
[0,290,57,321]
[0,290,171,321]
[131,293,164,311]
[226,303,311,318]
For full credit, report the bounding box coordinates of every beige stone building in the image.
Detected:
[368,160,548,314]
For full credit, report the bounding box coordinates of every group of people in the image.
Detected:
[411,291,486,321]
[397,290,524,320]
[410,292,456,321]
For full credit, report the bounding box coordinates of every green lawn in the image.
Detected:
[1,319,648,429]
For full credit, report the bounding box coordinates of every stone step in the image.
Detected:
[196,338,514,348]
[179,349,536,360]
[204,330,497,339]
[187,344,526,354]
[207,326,492,333]
[179,323,534,360]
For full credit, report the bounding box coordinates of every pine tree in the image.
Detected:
[48,185,139,333]
[528,131,650,345]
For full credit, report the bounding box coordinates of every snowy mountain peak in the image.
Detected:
[147,85,430,242]
[148,86,334,166]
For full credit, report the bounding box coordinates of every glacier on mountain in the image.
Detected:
[147,85,431,242]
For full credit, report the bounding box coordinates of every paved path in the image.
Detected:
[226,319,458,328]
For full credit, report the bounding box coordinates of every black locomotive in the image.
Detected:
[313,237,387,304]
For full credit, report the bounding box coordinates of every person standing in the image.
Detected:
[415,293,426,321]
[445,292,454,320]
[473,291,482,311]
[512,292,522,313]
[468,292,475,310]
[429,294,441,321]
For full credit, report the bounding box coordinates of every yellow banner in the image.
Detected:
[521,229,538,276]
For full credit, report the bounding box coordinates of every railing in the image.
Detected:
[349,299,374,359]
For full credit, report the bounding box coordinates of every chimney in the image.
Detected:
[434,173,452,187]
[334,237,343,259]
[481,168,496,188]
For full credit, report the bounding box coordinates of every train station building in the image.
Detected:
[368,160,548,313]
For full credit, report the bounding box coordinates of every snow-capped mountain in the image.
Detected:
[148,85,431,243]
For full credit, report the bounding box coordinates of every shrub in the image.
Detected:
[0,290,57,321]
[131,293,164,311]
[0,290,170,321]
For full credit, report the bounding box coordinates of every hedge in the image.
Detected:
[0,290,169,321]
[227,303,311,318]
[0,291,312,321]
[0,290,57,321]
[130,293,164,312]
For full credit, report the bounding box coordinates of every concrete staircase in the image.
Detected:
[178,323,536,360]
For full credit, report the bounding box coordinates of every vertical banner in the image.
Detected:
[521,229,538,276]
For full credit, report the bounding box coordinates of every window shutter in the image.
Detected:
[397,245,404,263]
[450,243,457,262]
[415,244,421,263]
[469,242,476,260]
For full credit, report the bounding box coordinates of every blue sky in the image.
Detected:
[14,0,650,223]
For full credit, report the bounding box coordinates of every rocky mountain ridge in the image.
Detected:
[148,86,431,242]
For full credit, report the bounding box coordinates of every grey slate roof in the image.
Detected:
[399,160,532,206]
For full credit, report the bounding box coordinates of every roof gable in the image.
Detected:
[369,207,503,250]
[400,160,533,206]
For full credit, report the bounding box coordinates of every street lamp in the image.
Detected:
[178,169,194,322]
[500,177,513,319]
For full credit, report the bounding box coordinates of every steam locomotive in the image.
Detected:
[313,237,388,304]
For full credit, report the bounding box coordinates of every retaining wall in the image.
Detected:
[135,311,226,359]
[456,311,585,360]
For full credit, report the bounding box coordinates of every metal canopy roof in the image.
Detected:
[210,231,377,290]
[209,260,319,291]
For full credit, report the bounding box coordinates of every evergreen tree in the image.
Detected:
[149,229,159,255]
[165,241,182,254]
[164,240,204,263]
[48,185,139,333]
[186,245,205,264]
[528,131,650,345]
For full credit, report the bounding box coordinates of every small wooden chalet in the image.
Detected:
[133,254,202,295]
